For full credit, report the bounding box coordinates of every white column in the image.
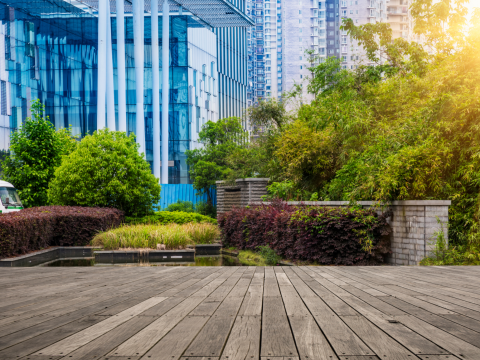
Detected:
[106,0,115,130]
[116,0,127,132]
[152,0,160,179]
[96,0,107,130]
[133,0,145,155]
[161,0,169,184]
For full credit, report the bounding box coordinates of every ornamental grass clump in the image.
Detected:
[92,223,219,250]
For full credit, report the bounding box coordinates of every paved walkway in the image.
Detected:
[1,266,480,360]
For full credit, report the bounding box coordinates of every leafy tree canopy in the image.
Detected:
[48,129,161,217]
[186,117,247,205]
[1,100,76,207]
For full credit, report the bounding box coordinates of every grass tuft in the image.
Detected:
[92,223,219,250]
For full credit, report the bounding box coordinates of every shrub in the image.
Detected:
[0,206,124,258]
[257,245,282,265]
[195,201,217,219]
[91,223,219,250]
[238,250,267,266]
[126,211,217,225]
[218,200,391,265]
[165,200,195,213]
[2,100,76,207]
[48,129,161,217]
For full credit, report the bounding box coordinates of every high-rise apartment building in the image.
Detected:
[337,0,387,71]
[246,0,321,106]
[0,0,252,184]
[247,0,415,106]
[386,0,411,40]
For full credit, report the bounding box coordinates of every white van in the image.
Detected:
[0,181,23,214]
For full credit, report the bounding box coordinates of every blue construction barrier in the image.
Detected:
[158,184,216,210]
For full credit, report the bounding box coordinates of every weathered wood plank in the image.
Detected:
[220,315,261,360]
[55,315,158,360]
[340,315,417,360]
[184,297,244,357]
[260,296,298,358]
[33,297,167,356]
[142,315,210,360]
[289,315,338,360]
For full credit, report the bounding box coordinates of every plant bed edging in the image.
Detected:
[94,249,195,264]
[0,247,95,267]
[195,244,221,256]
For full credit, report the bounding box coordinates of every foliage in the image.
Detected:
[237,250,267,266]
[410,0,469,55]
[1,100,76,207]
[165,200,195,213]
[420,218,480,265]
[91,223,219,250]
[256,245,282,265]
[48,129,160,218]
[228,10,480,245]
[186,117,246,205]
[125,211,217,226]
[0,149,8,177]
[341,19,429,76]
[0,206,124,258]
[219,201,391,265]
[246,98,288,131]
[194,201,217,219]
[262,181,319,201]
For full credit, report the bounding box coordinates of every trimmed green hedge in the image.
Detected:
[125,211,217,225]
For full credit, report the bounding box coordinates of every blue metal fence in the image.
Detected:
[158,184,216,210]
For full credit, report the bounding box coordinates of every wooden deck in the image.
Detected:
[1,266,480,360]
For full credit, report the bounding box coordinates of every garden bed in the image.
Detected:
[219,201,391,265]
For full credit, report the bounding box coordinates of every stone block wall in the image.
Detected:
[216,178,269,214]
[216,179,451,265]
[268,200,451,265]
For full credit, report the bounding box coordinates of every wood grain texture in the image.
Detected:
[1,266,480,360]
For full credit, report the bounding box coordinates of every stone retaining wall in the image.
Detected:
[216,179,451,265]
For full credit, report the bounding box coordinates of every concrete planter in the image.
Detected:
[0,247,94,267]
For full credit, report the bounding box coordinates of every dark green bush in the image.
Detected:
[256,245,282,265]
[195,201,217,219]
[165,200,195,213]
[126,211,217,225]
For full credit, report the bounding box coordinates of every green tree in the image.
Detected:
[48,129,161,217]
[246,98,288,131]
[186,117,245,205]
[0,149,9,177]
[1,100,76,207]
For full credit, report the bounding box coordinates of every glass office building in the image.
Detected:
[0,0,252,184]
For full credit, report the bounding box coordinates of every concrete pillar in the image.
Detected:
[116,0,127,132]
[133,0,145,155]
[161,0,170,183]
[152,0,160,179]
[96,0,107,130]
[106,0,115,130]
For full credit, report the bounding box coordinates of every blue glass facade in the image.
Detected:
[0,0,251,184]
[0,3,99,142]
[216,0,248,127]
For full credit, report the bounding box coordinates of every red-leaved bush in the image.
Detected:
[218,200,392,265]
[0,206,124,258]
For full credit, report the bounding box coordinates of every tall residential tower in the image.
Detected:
[247,0,414,106]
